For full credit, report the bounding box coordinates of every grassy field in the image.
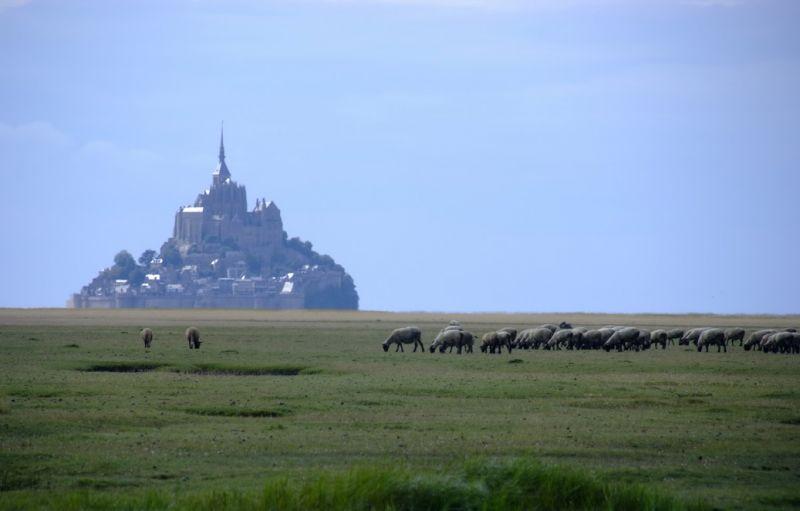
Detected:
[1,309,799,510]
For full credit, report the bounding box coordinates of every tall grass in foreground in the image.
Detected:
[1,458,709,511]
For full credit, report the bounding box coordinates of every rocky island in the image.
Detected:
[70,129,358,309]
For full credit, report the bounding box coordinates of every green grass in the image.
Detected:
[0,458,708,511]
[0,309,799,510]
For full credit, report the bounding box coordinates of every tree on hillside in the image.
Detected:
[138,249,157,266]
[160,243,182,268]
[111,250,137,279]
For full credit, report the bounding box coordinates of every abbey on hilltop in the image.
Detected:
[70,128,358,310]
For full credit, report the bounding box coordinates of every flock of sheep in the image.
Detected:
[139,327,202,349]
[381,322,800,354]
[137,322,798,355]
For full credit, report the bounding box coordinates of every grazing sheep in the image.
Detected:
[724,328,746,347]
[762,332,796,354]
[540,324,559,333]
[382,327,424,353]
[480,331,513,354]
[697,328,726,352]
[743,329,776,351]
[518,327,554,349]
[581,330,604,350]
[546,329,573,350]
[141,328,153,349]
[792,333,800,354]
[637,330,652,351]
[651,329,668,349]
[558,321,573,330]
[566,328,587,350]
[185,327,201,350]
[457,331,477,354]
[598,328,616,344]
[514,328,535,349]
[666,329,684,346]
[498,328,518,346]
[680,328,709,346]
[430,329,464,353]
[429,324,464,351]
[603,327,639,352]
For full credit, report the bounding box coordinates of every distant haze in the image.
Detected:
[0,0,798,313]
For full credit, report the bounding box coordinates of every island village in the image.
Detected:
[70,129,358,310]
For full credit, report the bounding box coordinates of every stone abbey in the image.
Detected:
[70,129,358,309]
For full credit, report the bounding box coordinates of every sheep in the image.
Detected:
[558,321,573,330]
[540,324,559,333]
[680,328,709,346]
[514,328,535,349]
[382,327,423,353]
[598,328,616,345]
[566,328,588,350]
[429,324,464,351]
[666,329,684,345]
[603,327,639,352]
[724,328,746,347]
[762,332,796,354]
[457,331,477,354]
[637,330,652,351]
[498,328,518,346]
[651,329,668,349]
[518,327,554,349]
[697,328,726,352]
[185,327,201,349]
[140,328,153,349]
[546,329,572,350]
[480,331,513,354]
[431,329,466,354]
[792,333,800,354]
[580,329,604,350]
[743,329,776,351]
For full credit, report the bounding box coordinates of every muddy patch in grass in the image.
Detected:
[568,398,669,410]
[0,471,40,491]
[81,361,167,373]
[184,406,290,418]
[779,416,800,425]
[179,363,320,376]
[63,343,80,348]
[74,478,139,490]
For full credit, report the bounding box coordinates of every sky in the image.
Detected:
[0,0,798,313]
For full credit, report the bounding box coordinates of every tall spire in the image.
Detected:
[213,122,231,183]
[219,121,225,163]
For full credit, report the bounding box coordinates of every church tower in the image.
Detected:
[173,126,283,252]
[213,123,231,186]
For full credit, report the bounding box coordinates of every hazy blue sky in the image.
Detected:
[1,0,798,313]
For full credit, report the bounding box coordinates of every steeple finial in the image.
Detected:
[219,121,225,163]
